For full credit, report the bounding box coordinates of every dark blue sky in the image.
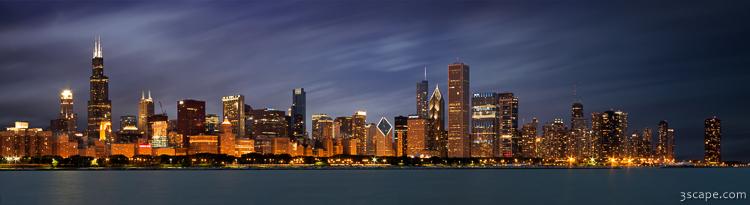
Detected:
[1,1,748,161]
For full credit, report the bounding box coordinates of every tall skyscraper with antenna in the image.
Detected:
[86,36,112,142]
[416,66,429,119]
[138,91,154,138]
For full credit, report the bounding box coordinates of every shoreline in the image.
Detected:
[1,165,743,171]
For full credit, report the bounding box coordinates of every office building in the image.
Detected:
[149,114,169,148]
[248,108,288,138]
[312,114,334,150]
[416,66,429,118]
[53,89,77,133]
[138,91,154,137]
[520,118,539,158]
[656,120,675,161]
[374,117,393,157]
[290,88,306,140]
[352,111,367,155]
[704,116,721,163]
[1,122,53,157]
[592,111,628,160]
[447,61,470,158]
[393,116,408,157]
[406,115,429,157]
[86,36,112,141]
[498,92,518,157]
[428,85,446,157]
[222,95,245,138]
[471,92,499,158]
[177,99,206,147]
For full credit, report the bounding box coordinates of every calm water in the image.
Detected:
[0,168,748,205]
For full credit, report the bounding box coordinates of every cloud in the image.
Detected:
[0,1,748,160]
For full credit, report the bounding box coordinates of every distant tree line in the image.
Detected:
[0,154,547,168]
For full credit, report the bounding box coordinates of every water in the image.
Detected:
[0,168,747,205]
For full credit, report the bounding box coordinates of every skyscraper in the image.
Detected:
[591,111,627,160]
[520,118,539,158]
[87,36,112,142]
[542,119,567,160]
[447,61,470,158]
[656,120,675,161]
[375,117,393,157]
[352,111,367,155]
[571,103,585,131]
[290,88,306,140]
[138,91,154,137]
[428,84,446,157]
[177,99,206,147]
[471,92,499,158]
[639,128,653,159]
[704,116,721,164]
[58,89,77,133]
[222,95,245,138]
[498,92,518,157]
[416,66,429,118]
[569,102,585,159]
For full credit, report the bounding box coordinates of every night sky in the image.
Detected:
[1,1,748,161]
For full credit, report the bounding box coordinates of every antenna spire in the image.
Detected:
[141,90,145,100]
[148,90,152,99]
[424,65,427,81]
[573,83,581,103]
[93,35,103,58]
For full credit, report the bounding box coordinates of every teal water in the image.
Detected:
[0,168,747,205]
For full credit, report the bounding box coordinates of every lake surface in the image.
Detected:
[0,168,747,205]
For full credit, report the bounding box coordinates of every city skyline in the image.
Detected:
[0,1,748,161]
